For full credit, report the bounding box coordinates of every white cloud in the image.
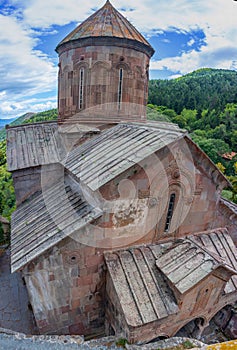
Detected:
[0,94,57,118]
[0,13,57,118]
[0,15,57,93]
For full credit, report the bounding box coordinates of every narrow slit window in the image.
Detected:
[164,193,176,232]
[118,68,123,110]
[79,68,84,109]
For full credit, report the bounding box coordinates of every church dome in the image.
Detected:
[56,0,154,57]
[56,1,155,124]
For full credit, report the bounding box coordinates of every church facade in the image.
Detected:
[7,1,237,343]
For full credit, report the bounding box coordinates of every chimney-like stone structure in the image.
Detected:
[56,0,154,125]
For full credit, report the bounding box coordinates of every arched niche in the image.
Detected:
[91,61,111,107]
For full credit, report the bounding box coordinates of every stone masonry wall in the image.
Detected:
[92,141,224,247]
[58,45,150,122]
[22,237,106,337]
[12,164,63,206]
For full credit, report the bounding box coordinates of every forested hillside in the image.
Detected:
[149,68,237,113]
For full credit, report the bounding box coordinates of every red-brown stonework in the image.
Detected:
[57,45,150,124]
[22,238,106,337]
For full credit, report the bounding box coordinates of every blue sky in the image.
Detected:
[0,0,237,118]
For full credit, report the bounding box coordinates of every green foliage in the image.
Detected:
[227,176,237,203]
[0,137,20,217]
[0,140,6,166]
[146,104,173,122]
[0,160,15,220]
[191,136,230,164]
[222,190,234,202]
[0,222,5,244]
[216,162,226,174]
[25,109,58,124]
[182,340,194,349]
[115,338,128,348]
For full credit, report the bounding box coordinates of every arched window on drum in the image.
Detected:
[78,68,85,110]
[164,193,176,232]
[118,68,123,110]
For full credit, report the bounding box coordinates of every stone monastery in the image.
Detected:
[7,0,237,344]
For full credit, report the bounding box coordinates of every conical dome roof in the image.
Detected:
[56,0,154,56]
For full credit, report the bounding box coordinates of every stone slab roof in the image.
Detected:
[11,179,102,272]
[64,122,186,191]
[105,229,237,327]
[190,228,237,294]
[56,1,154,54]
[156,237,236,295]
[105,245,179,327]
[7,121,229,192]
[6,122,65,172]
[220,197,237,216]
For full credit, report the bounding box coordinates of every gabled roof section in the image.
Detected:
[105,229,237,327]
[56,0,154,56]
[11,179,102,272]
[6,122,65,171]
[105,246,179,326]
[63,122,186,191]
[191,228,237,294]
[156,237,236,295]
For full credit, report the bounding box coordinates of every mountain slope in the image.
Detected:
[149,68,237,113]
[0,110,57,141]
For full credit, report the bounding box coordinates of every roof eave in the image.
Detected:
[55,36,155,57]
[185,135,231,189]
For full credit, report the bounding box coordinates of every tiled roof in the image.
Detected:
[222,151,237,160]
[56,0,154,53]
[105,245,179,326]
[11,179,102,272]
[191,228,237,294]
[6,122,65,171]
[156,237,236,295]
[64,122,186,191]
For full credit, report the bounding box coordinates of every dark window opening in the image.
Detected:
[79,68,84,109]
[164,193,176,232]
[118,68,123,110]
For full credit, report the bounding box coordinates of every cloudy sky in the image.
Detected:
[0,0,237,119]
